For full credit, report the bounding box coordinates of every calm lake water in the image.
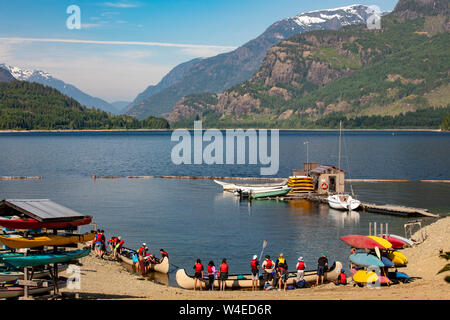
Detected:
[0,131,449,286]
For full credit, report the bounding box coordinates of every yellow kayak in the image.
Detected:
[0,232,95,249]
[352,270,391,285]
[367,236,393,250]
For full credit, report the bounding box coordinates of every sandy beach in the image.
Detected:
[60,216,450,300]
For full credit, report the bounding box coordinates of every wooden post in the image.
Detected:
[380,223,383,237]
[369,222,372,236]
[374,222,377,238]
[386,223,389,237]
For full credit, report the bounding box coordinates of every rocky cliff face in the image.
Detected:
[168,5,450,126]
[127,4,376,119]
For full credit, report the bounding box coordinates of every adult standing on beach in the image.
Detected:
[113,236,124,259]
[296,256,306,283]
[193,259,204,291]
[138,243,148,275]
[250,255,260,291]
[316,253,328,286]
[262,255,275,288]
[219,258,228,291]
[207,261,216,290]
[275,253,289,291]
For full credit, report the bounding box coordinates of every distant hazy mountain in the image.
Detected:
[0,64,119,114]
[126,4,376,119]
[110,101,132,113]
[0,68,15,83]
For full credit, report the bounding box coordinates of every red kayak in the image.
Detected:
[0,216,92,230]
[340,235,392,249]
[379,234,407,249]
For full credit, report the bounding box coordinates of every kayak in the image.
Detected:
[341,235,392,250]
[0,232,95,249]
[0,217,92,230]
[2,249,90,267]
[378,235,406,249]
[379,234,413,248]
[380,256,394,268]
[350,253,385,268]
[352,270,391,285]
[0,264,68,282]
[117,248,170,274]
[386,250,408,267]
[0,278,67,299]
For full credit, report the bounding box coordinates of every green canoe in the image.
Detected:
[249,187,292,199]
[2,249,90,267]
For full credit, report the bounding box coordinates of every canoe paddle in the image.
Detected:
[259,240,268,263]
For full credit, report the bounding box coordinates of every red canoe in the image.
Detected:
[0,216,92,230]
[340,235,391,249]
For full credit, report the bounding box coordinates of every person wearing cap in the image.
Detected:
[296,256,306,283]
[316,253,329,286]
[138,243,148,275]
[335,268,347,285]
[274,253,289,291]
[250,254,260,291]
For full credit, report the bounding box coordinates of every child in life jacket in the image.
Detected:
[335,269,347,285]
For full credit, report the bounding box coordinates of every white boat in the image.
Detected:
[328,194,361,210]
[327,121,361,211]
[214,180,287,195]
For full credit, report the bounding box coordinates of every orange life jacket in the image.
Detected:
[339,273,347,284]
[297,261,305,270]
[195,263,203,273]
[220,263,228,273]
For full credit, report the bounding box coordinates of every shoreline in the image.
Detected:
[61,216,450,300]
[0,128,445,133]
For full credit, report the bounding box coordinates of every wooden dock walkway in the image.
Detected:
[263,193,440,218]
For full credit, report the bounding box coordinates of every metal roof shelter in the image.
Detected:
[0,199,88,222]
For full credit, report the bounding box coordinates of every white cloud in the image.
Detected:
[101,2,141,8]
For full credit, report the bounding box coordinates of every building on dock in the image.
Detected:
[293,163,345,194]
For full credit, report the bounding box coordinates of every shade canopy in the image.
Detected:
[0,199,88,222]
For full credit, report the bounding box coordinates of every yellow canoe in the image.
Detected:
[0,232,95,249]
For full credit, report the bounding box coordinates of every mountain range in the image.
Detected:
[0,64,125,114]
[167,0,450,128]
[125,4,379,119]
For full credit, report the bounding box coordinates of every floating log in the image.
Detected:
[0,176,42,180]
[420,180,450,183]
[159,176,286,181]
[92,176,155,179]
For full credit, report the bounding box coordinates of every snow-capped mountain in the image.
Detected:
[0,63,119,114]
[126,4,381,119]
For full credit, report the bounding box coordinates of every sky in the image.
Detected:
[0,0,397,102]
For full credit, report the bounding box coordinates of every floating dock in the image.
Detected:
[261,193,440,218]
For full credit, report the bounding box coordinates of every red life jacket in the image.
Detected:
[117,240,124,247]
[297,261,305,270]
[195,263,203,273]
[339,273,347,284]
[220,263,228,273]
[265,259,272,269]
[161,251,168,258]
[250,259,258,269]
[138,246,145,256]
[207,265,213,274]
[95,233,102,242]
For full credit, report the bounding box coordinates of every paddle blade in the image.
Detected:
[375,247,381,260]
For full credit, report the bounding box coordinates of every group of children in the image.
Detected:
[192,252,348,291]
[92,230,125,259]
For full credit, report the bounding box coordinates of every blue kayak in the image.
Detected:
[350,253,385,268]
[2,249,89,267]
[381,256,394,268]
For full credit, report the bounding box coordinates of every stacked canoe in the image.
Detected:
[341,234,411,286]
[0,216,92,298]
[287,176,315,193]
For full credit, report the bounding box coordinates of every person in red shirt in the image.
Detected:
[113,236,124,259]
[219,258,228,291]
[193,259,204,291]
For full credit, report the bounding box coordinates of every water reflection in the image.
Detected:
[328,208,360,227]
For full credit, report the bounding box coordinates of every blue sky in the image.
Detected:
[0,0,397,102]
